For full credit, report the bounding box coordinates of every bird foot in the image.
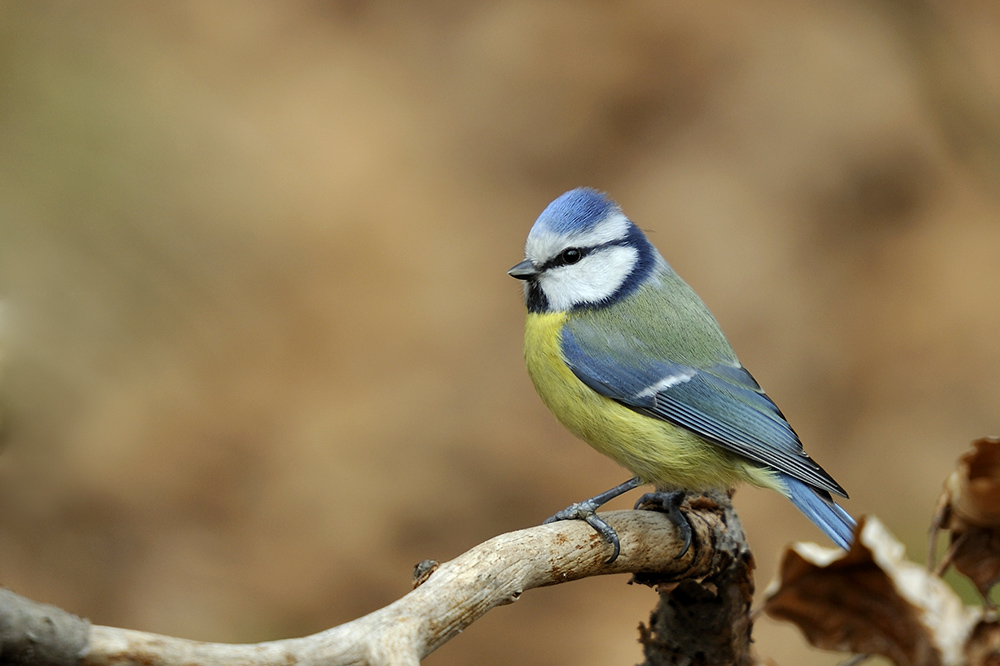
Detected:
[543,477,643,564]
[634,490,693,558]
[544,500,623,563]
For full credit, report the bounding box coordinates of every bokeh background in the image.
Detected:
[1,2,998,664]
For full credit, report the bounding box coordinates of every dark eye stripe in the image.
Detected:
[542,237,633,271]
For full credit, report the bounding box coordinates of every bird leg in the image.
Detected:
[543,476,643,563]
[634,490,693,557]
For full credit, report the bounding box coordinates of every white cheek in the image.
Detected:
[539,245,638,311]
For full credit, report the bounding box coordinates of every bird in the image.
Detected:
[509,187,855,562]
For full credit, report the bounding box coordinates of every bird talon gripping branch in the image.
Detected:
[634,490,693,558]
[543,477,643,563]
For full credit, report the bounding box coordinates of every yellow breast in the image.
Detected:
[523,312,782,493]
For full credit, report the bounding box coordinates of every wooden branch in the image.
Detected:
[1,502,745,666]
[638,492,757,666]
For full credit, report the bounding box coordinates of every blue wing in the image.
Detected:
[561,324,848,499]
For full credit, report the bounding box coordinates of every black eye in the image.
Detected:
[559,248,583,265]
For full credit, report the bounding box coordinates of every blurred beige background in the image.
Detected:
[1,2,998,664]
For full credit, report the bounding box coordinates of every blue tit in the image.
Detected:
[509,188,854,561]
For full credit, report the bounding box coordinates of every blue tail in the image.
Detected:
[780,473,856,549]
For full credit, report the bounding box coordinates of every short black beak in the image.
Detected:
[508,259,538,280]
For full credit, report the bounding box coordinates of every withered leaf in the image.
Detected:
[933,438,1000,600]
[965,620,1000,666]
[939,438,1000,528]
[764,516,979,666]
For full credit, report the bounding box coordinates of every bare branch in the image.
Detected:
[2,505,734,666]
[0,589,90,666]
[638,492,758,666]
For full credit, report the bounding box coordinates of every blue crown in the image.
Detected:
[534,188,621,235]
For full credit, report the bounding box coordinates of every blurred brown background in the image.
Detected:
[1,2,998,664]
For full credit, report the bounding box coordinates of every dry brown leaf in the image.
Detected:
[965,620,1000,666]
[943,438,1000,526]
[932,438,1000,600]
[764,516,980,666]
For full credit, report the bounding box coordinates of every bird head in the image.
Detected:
[509,188,659,313]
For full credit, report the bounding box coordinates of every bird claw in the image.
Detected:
[543,477,643,564]
[634,490,693,558]
[544,500,622,563]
